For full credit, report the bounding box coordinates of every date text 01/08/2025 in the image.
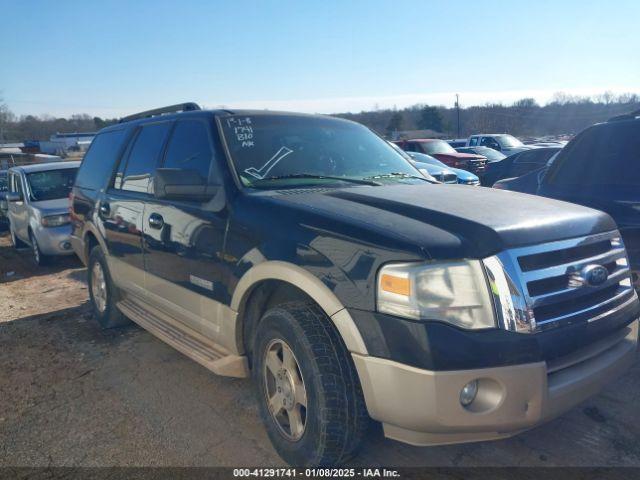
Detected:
[232,468,401,478]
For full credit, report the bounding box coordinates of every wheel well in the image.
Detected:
[85,232,99,261]
[240,280,315,364]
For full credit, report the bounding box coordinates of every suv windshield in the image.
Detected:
[420,140,457,155]
[496,135,524,148]
[27,168,78,201]
[219,114,423,188]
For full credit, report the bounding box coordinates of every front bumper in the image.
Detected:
[352,319,638,446]
[33,223,74,256]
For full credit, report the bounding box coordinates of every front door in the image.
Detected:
[142,118,229,342]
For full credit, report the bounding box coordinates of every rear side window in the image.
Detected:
[75,129,128,190]
[548,122,640,186]
[120,122,172,194]
[163,120,214,182]
[469,137,478,146]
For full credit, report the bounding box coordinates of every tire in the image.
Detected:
[253,301,369,466]
[29,230,50,266]
[87,245,131,329]
[9,223,27,249]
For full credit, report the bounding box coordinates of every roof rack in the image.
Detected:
[119,102,201,123]
[607,108,640,122]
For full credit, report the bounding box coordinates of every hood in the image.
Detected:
[434,152,485,160]
[503,146,534,155]
[30,198,69,216]
[420,163,456,176]
[271,184,616,259]
[449,167,478,181]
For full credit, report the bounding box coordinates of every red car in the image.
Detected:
[393,139,487,176]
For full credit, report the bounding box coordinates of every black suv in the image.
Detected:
[71,103,639,466]
[495,110,640,290]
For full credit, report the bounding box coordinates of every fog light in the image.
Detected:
[460,380,478,406]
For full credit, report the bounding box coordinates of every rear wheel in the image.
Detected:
[88,245,131,329]
[253,301,369,466]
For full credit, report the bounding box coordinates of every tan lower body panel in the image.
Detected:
[117,295,249,378]
[353,319,638,447]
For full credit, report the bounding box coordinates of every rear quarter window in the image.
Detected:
[75,129,129,190]
[548,122,640,186]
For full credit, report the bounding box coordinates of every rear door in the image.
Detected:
[141,118,229,341]
[101,121,172,297]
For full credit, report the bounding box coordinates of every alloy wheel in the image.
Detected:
[30,233,40,264]
[263,338,308,441]
[91,261,108,313]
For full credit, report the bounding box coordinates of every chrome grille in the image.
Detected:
[483,230,637,333]
[466,159,487,174]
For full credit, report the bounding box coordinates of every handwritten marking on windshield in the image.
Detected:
[244,146,294,180]
[226,117,255,147]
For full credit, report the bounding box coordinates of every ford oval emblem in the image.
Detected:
[582,264,609,287]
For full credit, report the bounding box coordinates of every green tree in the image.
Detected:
[417,106,444,132]
[385,111,404,136]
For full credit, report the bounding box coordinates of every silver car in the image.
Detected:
[6,161,80,265]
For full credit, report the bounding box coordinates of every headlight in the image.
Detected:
[377,260,496,329]
[41,214,71,227]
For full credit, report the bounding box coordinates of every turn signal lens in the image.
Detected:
[380,274,411,296]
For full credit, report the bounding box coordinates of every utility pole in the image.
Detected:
[455,93,461,138]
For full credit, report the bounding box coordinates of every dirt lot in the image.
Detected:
[1,226,640,468]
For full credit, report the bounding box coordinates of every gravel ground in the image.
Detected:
[1,227,640,468]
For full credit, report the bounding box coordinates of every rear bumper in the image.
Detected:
[353,319,638,446]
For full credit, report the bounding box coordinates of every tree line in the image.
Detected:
[1,92,639,143]
[0,105,117,143]
[337,92,640,139]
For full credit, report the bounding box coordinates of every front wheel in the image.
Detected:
[29,230,50,266]
[87,245,131,329]
[253,302,369,466]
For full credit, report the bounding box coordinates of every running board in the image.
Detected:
[117,297,249,378]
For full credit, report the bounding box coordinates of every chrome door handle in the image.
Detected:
[148,213,164,229]
[99,203,110,217]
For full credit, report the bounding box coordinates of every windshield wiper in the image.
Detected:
[364,172,431,182]
[250,173,382,187]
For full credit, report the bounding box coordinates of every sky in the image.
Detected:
[1,0,639,118]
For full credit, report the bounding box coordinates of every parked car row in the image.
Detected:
[3,103,639,467]
[392,138,488,176]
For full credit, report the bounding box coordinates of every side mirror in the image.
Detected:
[153,168,219,201]
[491,144,501,152]
[6,191,22,202]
